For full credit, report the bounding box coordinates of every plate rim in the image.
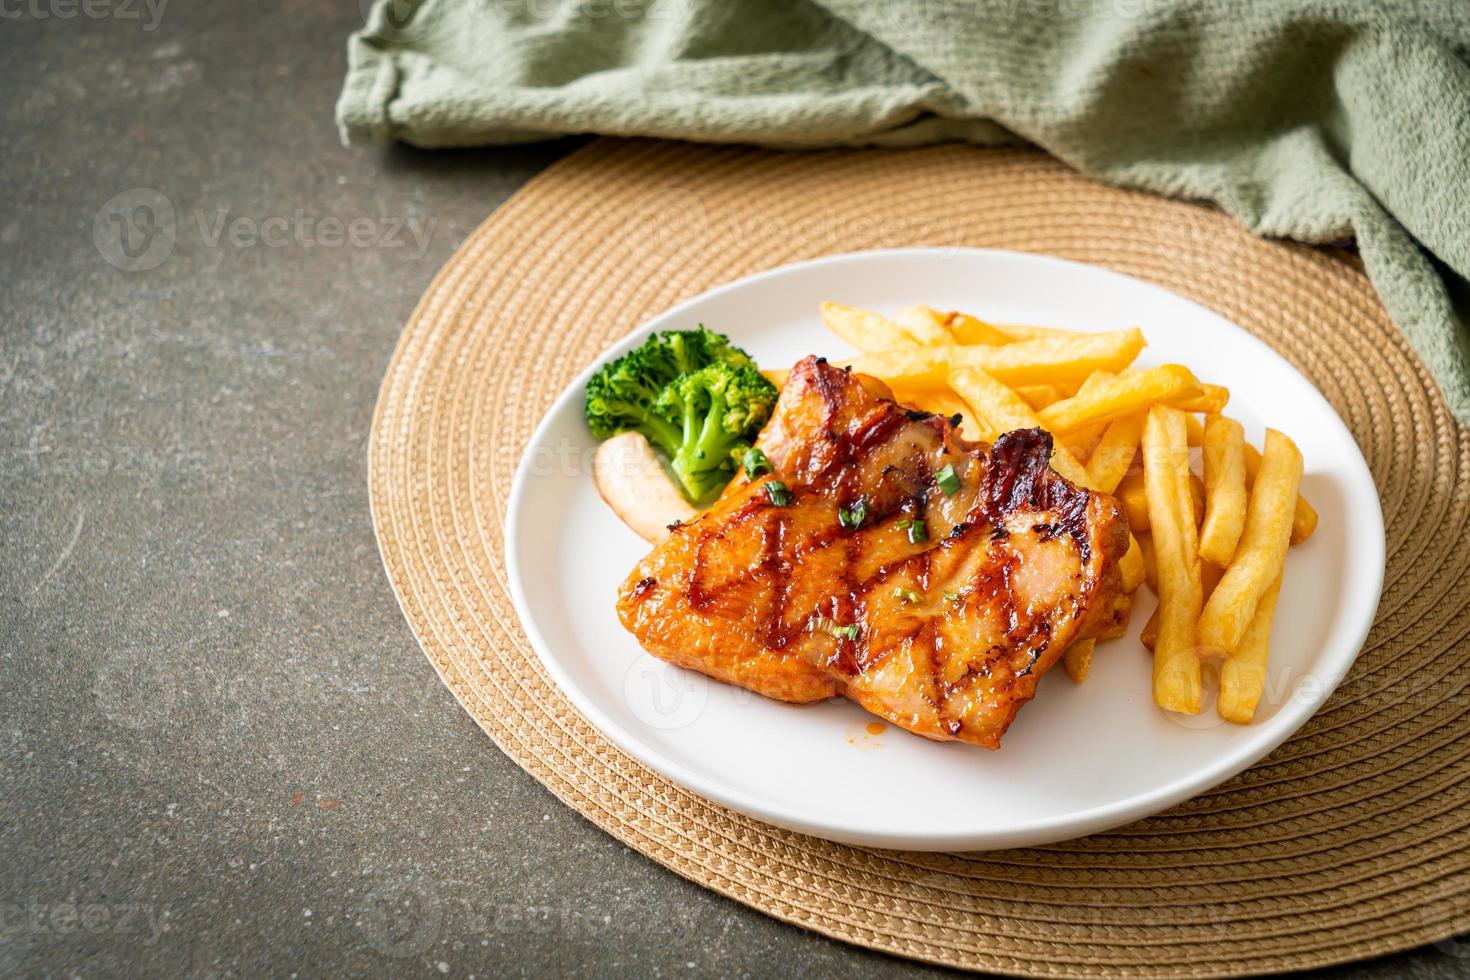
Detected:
[504,246,1386,850]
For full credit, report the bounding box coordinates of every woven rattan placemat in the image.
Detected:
[368,139,1470,977]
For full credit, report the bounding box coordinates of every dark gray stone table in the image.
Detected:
[2,4,1465,977]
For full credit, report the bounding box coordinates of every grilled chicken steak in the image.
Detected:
[616,356,1129,749]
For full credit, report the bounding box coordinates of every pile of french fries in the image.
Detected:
[777,301,1317,724]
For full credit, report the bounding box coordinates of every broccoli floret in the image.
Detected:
[585,326,753,439]
[654,363,778,502]
[645,324,755,377]
[584,328,776,504]
[584,346,683,448]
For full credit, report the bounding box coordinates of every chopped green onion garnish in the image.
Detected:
[944,590,961,602]
[895,517,926,543]
[894,587,921,604]
[742,447,771,478]
[838,498,870,530]
[831,623,860,641]
[935,463,962,496]
[764,480,791,506]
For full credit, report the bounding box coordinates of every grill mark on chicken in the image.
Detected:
[679,504,1074,675]
[617,356,1128,748]
[832,526,862,675]
[758,510,790,651]
[850,409,907,453]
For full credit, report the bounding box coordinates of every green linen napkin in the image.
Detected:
[339,0,1470,424]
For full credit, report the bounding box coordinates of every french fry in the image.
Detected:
[1015,383,1068,410]
[1186,413,1204,447]
[894,305,957,346]
[887,379,949,406]
[1056,373,1113,456]
[1063,420,1109,465]
[1172,384,1229,414]
[1137,531,1158,592]
[1039,364,1204,434]
[1243,441,1317,544]
[947,368,1090,485]
[1198,429,1302,654]
[942,311,1013,346]
[1202,561,1223,603]
[1141,562,1221,652]
[1140,605,1158,651]
[878,383,917,407]
[1217,574,1282,724]
[820,301,911,353]
[1119,535,1146,593]
[1063,639,1094,683]
[1142,405,1204,714]
[1074,369,1112,394]
[1117,470,1150,532]
[1086,413,1145,494]
[911,390,970,421]
[986,321,1088,341]
[1119,468,1198,533]
[1198,415,1247,566]
[844,328,1145,387]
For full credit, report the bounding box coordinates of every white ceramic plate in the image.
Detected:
[505,248,1384,851]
